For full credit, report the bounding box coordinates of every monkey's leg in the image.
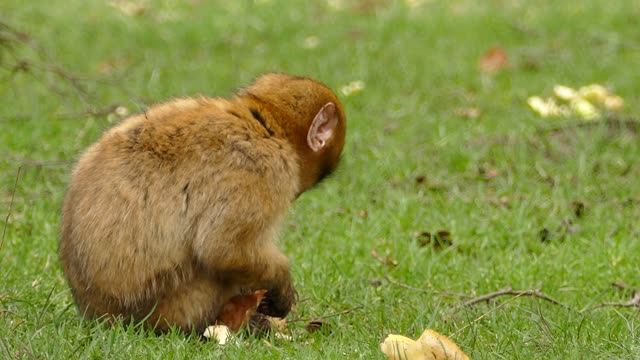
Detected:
[148,275,229,334]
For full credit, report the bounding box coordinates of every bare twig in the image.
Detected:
[590,292,640,310]
[287,305,363,323]
[1,166,22,251]
[449,287,570,338]
[456,287,570,310]
[450,291,529,338]
[1,19,140,114]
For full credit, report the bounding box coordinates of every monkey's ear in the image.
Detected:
[307,102,338,152]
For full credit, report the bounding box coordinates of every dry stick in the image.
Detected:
[449,287,571,338]
[458,287,570,310]
[590,292,640,310]
[1,166,22,252]
[450,291,529,338]
[1,20,141,116]
[287,305,363,324]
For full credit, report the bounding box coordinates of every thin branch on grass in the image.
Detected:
[455,287,570,310]
[1,20,91,103]
[589,292,640,310]
[1,166,22,252]
[449,290,529,338]
[1,19,140,117]
[287,305,363,323]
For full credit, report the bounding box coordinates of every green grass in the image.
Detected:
[2,0,640,358]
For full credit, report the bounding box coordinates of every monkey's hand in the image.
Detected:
[257,281,297,318]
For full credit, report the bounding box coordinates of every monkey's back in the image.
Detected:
[59,97,300,318]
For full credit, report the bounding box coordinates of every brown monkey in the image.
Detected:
[59,73,346,333]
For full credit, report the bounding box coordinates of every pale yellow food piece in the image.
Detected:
[381,330,469,360]
[527,96,565,118]
[578,84,610,103]
[416,329,470,360]
[380,334,423,360]
[553,85,578,101]
[604,95,624,111]
[570,98,601,120]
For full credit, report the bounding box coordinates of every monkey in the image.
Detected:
[59,73,346,334]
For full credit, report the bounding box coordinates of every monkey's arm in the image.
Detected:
[188,158,298,318]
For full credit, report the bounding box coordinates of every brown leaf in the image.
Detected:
[539,227,551,243]
[371,248,398,267]
[612,281,629,290]
[479,46,509,74]
[572,200,586,218]
[413,230,453,250]
[415,175,426,184]
[305,320,331,334]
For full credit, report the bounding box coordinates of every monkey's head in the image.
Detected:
[240,73,347,195]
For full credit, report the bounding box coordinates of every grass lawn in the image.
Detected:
[2,0,640,358]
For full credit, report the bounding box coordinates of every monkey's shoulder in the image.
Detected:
[87,97,297,185]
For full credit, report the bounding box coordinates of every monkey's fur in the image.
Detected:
[59,73,346,333]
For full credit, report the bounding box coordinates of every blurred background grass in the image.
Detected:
[1,0,640,358]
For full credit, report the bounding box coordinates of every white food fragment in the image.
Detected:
[203,325,233,345]
[274,332,293,341]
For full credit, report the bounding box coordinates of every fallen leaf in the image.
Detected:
[539,227,551,243]
[412,231,453,250]
[305,320,331,333]
[478,46,508,74]
[572,200,586,218]
[371,248,398,267]
[611,281,629,290]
